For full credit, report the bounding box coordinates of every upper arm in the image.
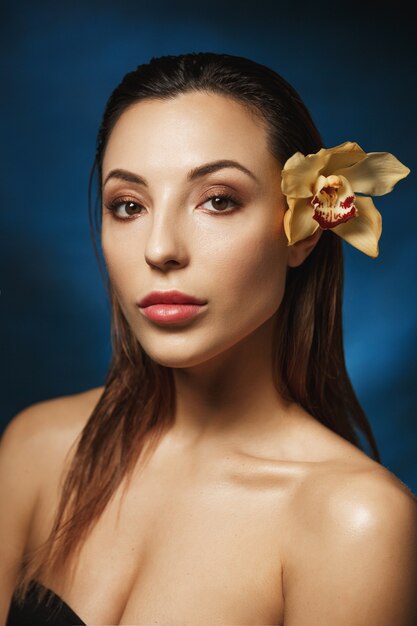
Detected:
[283,471,417,626]
[0,406,44,624]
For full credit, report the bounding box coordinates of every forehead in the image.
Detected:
[102,91,275,178]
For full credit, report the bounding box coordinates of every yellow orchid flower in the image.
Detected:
[281,141,410,257]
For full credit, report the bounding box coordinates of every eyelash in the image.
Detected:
[104,191,242,221]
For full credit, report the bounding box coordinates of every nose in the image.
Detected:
[144,203,188,271]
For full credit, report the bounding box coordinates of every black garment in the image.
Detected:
[6,580,85,626]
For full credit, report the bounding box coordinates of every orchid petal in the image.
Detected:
[318,141,364,155]
[331,196,382,257]
[334,152,410,196]
[322,142,367,176]
[284,196,320,245]
[281,151,331,198]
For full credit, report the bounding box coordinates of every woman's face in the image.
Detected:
[101,91,290,369]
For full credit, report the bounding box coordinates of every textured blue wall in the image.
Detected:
[1,0,416,494]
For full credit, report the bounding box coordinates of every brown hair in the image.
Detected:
[14,52,381,606]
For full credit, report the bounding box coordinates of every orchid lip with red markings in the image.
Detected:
[311,192,358,229]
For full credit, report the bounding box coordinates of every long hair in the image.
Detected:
[14,52,381,605]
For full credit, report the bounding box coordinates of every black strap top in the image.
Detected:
[7,579,284,625]
[6,579,85,626]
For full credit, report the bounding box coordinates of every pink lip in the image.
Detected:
[137,290,207,325]
[139,303,206,324]
[137,290,207,308]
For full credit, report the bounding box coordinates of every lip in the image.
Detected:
[137,290,207,308]
[139,303,206,324]
[137,290,207,326]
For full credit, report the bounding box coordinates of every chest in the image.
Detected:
[28,455,289,624]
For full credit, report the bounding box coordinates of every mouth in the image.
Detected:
[138,302,207,325]
[136,290,208,325]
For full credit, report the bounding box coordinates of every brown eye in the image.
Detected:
[125,202,141,216]
[105,198,144,219]
[211,196,231,211]
[201,193,241,213]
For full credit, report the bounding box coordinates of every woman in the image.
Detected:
[2,52,416,625]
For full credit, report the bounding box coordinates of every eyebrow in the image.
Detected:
[102,159,260,188]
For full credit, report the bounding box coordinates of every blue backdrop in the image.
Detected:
[1,0,416,494]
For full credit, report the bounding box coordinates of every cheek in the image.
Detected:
[101,227,140,294]
[101,237,137,329]
[203,222,289,320]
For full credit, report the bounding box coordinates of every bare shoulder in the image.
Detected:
[0,387,104,621]
[0,385,104,542]
[282,403,416,505]
[282,459,417,624]
[301,458,415,531]
[1,385,104,478]
[4,385,104,434]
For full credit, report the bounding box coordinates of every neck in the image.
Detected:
[169,314,292,450]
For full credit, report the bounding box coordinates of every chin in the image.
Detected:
[142,329,262,372]
[142,347,219,370]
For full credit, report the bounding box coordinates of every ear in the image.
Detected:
[287,228,323,268]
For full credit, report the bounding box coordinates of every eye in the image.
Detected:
[104,198,144,220]
[200,193,241,213]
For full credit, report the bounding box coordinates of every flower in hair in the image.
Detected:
[281,141,410,257]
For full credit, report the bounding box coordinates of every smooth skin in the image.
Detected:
[1,92,416,625]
